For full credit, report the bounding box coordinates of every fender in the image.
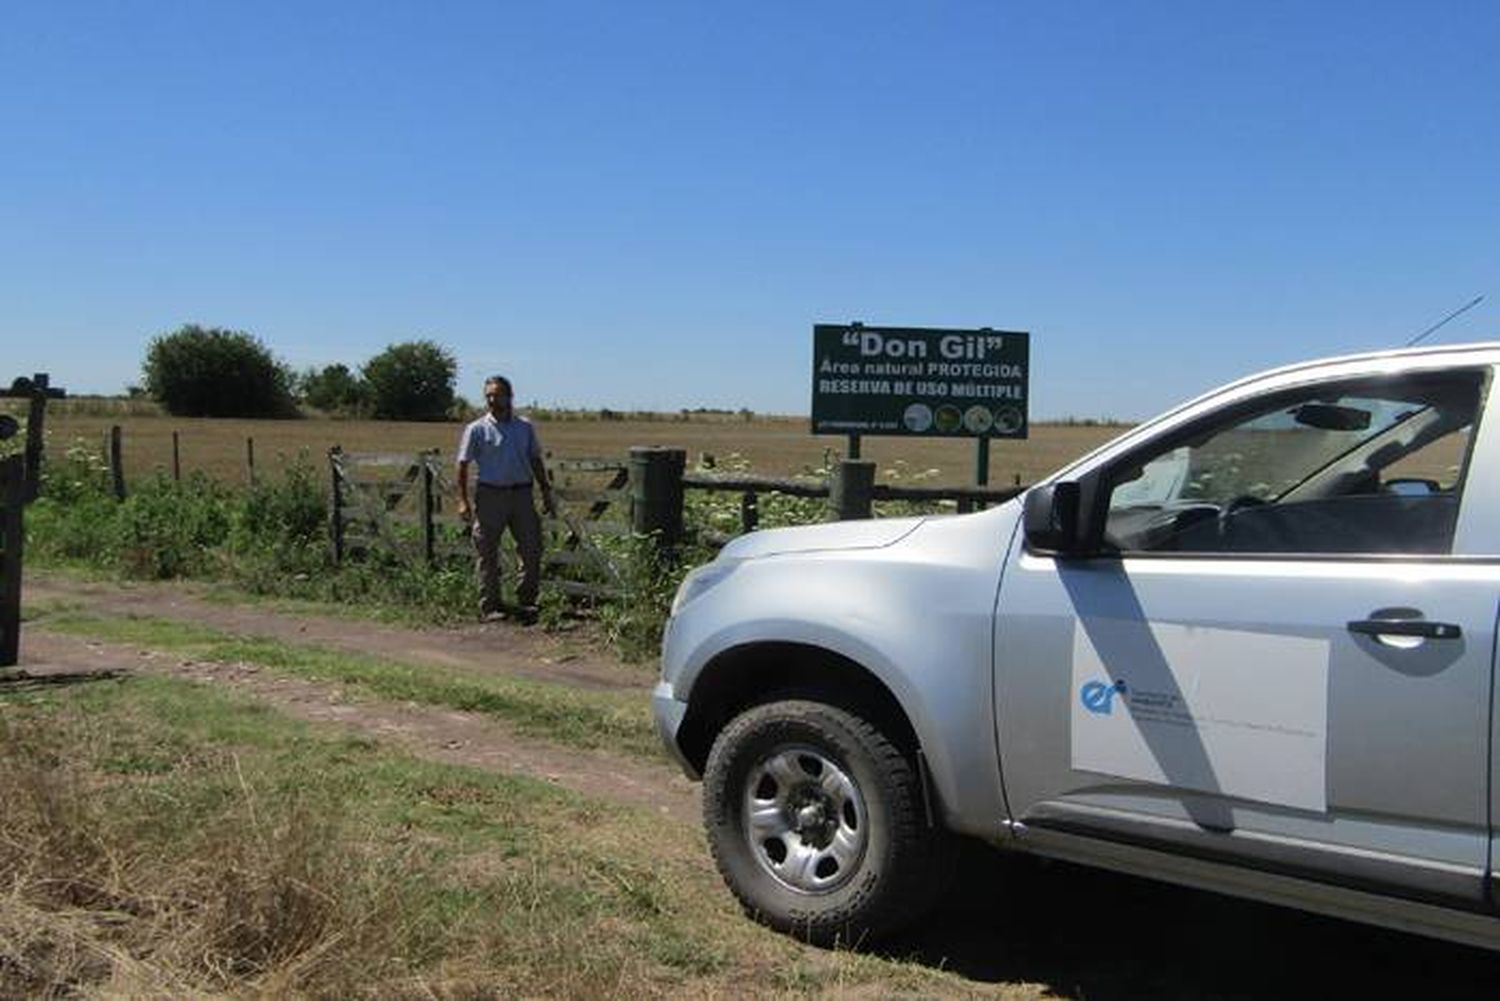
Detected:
[661,505,1022,838]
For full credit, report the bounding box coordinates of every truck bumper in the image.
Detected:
[652,680,699,779]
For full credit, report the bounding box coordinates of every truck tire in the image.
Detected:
[702,699,949,946]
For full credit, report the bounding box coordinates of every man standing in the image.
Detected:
[456,375,556,622]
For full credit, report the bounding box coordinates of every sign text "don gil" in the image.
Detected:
[843,331,1009,361]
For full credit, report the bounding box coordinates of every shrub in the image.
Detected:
[361,340,456,421]
[114,474,234,579]
[143,325,297,418]
[231,457,326,551]
[594,535,712,661]
[299,364,368,416]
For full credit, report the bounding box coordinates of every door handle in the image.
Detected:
[1347,618,1462,640]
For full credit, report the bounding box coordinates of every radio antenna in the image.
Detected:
[1406,295,1485,347]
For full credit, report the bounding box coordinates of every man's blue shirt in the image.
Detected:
[457,413,541,486]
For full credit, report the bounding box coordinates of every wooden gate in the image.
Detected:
[328,447,441,565]
[328,450,632,600]
[543,456,631,598]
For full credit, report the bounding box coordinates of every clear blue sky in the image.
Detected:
[3,1,1497,419]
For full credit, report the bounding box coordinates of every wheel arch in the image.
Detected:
[675,641,922,778]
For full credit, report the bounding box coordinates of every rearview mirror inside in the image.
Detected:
[1292,403,1372,431]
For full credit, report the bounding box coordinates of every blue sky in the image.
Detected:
[2,1,1497,418]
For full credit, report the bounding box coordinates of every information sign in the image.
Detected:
[811,325,1030,438]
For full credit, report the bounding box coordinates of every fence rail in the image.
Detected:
[328,445,1031,573]
[681,468,1025,537]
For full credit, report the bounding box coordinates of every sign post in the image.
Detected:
[1,373,67,503]
[0,373,66,666]
[811,324,1030,490]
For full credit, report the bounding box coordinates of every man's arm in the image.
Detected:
[455,423,476,523]
[456,460,473,523]
[529,451,556,516]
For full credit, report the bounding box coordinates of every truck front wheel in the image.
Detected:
[702,699,949,945]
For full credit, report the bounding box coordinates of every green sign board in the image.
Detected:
[811,325,1030,439]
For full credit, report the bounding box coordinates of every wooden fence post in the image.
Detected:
[23,377,46,504]
[172,431,181,482]
[829,460,875,521]
[740,490,759,533]
[419,456,436,565]
[328,446,345,565]
[108,424,126,500]
[0,456,24,666]
[629,446,686,547]
[246,437,256,486]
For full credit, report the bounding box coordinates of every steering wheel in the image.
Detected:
[1217,494,1268,542]
[1223,494,1268,515]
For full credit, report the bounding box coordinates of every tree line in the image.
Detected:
[141,325,464,420]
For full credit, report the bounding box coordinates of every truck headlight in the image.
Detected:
[670,560,742,617]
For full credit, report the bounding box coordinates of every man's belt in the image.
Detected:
[478,481,533,491]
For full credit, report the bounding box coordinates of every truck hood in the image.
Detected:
[718,516,927,560]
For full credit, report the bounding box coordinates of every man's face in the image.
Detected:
[484,383,512,419]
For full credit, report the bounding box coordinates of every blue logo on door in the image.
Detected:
[1080,679,1128,715]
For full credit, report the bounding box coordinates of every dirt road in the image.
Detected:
[20,574,695,824]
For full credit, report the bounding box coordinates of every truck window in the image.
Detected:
[1101,370,1484,556]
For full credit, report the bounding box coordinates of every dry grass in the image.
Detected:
[0,674,1034,1000]
[34,410,1126,490]
[0,695,425,998]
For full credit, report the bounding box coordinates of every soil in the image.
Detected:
[23,573,652,691]
[16,573,695,824]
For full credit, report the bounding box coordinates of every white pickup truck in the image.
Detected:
[654,342,1500,949]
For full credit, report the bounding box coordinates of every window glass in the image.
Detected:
[1103,372,1482,556]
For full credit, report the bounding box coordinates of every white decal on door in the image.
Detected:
[1071,620,1329,812]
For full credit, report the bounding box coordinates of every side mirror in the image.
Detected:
[1384,477,1440,497]
[1023,482,1081,553]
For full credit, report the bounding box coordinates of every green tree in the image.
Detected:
[300,363,368,415]
[142,325,296,418]
[361,340,456,421]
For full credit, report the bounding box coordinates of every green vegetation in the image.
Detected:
[27,442,485,624]
[299,362,369,416]
[362,339,458,421]
[24,440,706,659]
[22,433,1002,662]
[136,326,467,422]
[143,324,298,418]
[0,674,994,998]
[24,436,982,661]
[39,610,657,756]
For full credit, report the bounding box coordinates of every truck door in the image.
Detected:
[994,363,1498,906]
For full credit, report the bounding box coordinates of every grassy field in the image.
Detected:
[0,669,1018,999]
[30,404,1128,489]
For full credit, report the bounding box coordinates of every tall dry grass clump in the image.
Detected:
[0,710,425,999]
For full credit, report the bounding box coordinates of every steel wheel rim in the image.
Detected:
[742,744,868,894]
